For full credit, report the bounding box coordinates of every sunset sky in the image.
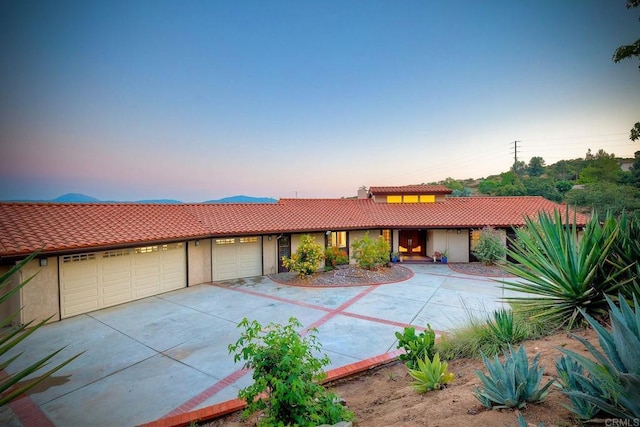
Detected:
[1,1,639,202]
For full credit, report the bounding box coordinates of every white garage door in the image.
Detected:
[59,243,186,318]
[212,236,262,280]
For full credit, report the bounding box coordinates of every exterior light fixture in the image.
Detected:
[39,258,48,267]
[194,240,200,247]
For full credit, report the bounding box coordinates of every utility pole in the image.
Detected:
[510,140,520,172]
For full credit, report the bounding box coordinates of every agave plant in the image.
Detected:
[0,251,83,406]
[606,212,640,304]
[486,308,527,345]
[474,345,554,409]
[407,352,454,393]
[554,355,601,420]
[558,293,640,420]
[500,209,632,329]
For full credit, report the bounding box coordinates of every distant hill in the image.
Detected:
[52,193,101,203]
[134,199,183,204]
[5,193,277,204]
[204,195,277,204]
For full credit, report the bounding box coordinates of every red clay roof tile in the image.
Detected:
[0,197,588,258]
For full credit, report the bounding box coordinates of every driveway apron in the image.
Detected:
[0,264,513,426]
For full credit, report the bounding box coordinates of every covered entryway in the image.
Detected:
[59,243,186,318]
[212,236,263,280]
[399,230,426,256]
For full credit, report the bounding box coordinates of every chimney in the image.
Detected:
[357,186,369,199]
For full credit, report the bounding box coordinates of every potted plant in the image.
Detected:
[390,251,400,263]
[440,249,449,264]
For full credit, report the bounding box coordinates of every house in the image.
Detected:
[0,185,587,325]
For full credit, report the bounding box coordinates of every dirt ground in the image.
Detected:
[204,262,600,426]
[204,328,598,426]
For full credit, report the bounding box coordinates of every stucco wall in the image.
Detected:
[19,257,60,325]
[0,265,14,321]
[188,239,212,285]
[263,235,278,275]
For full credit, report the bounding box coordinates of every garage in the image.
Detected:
[212,236,262,280]
[59,243,186,318]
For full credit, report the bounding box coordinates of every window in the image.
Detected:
[404,195,419,203]
[62,253,96,263]
[387,195,402,203]
[471,230,482,251]
[328,231,347,248]
[135,246,158,254]
[240,237,258,243]
[381,229,391,245]
[215,238,235,245]
[162,243,183,251]
[419,195,435,203]
[103,250,130,258]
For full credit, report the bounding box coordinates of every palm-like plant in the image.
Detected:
[1,251,82,406]
[500,209,631,328]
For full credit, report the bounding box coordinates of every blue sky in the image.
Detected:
[1,0,639,202]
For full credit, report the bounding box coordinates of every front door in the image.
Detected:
[399,230,425,255]
[277,234,291,273]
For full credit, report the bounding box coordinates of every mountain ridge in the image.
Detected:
[4,193,277,204]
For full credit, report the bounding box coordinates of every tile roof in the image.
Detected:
[0,197,588,258]
[0,203,210,257]
[368,185,452,195]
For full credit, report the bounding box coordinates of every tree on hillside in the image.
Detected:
[511,160,527,177]
[546,159,581,181]
[613,0,640,141]
[623,150,640,187]
[578,149,622,183]
[523,177,562,202]
[566,182,640,218]
[527,156,546,177]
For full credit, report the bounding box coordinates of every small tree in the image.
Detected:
[472,226,506,265]
[281,234,324,278]
[228,317,354,426]
[351,232,390,269]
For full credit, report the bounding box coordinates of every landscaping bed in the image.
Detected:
[269,264,414,287]
[203,327,599,426]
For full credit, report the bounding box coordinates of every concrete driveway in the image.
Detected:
[0,264,517,427]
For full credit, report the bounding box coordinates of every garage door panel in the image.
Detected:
[60,245,185,318]
[212,237,262,281]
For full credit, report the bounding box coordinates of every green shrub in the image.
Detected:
[474,345,554,409]
[323,246,349,271]
[281,234,324,278]
[395,324,436,370]
[408,352,454,393]
[1,251,83,406]
[351,232,390,270]
[228,317,354,426]
[558,294,640,421]
[501,209,629,329]
[472,226,506,265]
